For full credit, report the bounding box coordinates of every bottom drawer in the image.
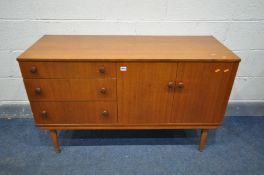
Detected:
[31,101,117,124]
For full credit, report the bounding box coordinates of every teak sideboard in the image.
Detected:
[17,35,240,153]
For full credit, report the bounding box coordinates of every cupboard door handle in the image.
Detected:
[100,87,107,94]
[30,66,37,74]
[101,110,109,117]
[35,87,42,95]
[99,66,105,74]
[41,110,48,119]
[177,82,184,89]
[168,81,175,89]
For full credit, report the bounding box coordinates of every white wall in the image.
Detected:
[0,0,264,104]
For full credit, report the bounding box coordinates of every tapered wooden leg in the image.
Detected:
[199,129,208,152]
[50,130,61,153]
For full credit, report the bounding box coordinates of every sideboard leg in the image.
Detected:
[199,129,208,152]
[50,130,61,153]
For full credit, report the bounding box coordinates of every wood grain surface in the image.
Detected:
[117,63,178,124]
[17,35,240,152]
[19,62,116,78]
[31,101,117,124]
[24,78,116,101]
[171,62,238,123]
[17,35,240,62]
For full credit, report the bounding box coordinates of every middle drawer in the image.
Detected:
[24,79,116,101]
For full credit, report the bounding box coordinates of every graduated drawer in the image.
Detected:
[31,101,117,124]
[24,79,116,101]
[19,62,116,78]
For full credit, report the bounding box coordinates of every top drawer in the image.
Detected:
[19,62,116,78]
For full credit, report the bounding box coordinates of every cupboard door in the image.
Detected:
[171,63,238,124]
[117,63,177,124]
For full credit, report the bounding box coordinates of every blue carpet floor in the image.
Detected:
[0,116,263,175]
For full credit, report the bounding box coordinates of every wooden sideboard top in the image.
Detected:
[17,35,240,62]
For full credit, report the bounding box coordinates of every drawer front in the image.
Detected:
[24,79,116,101]
[19,62,116,78]
[31,101,117,124]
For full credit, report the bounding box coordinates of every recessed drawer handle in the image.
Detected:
[100,87,107,94]
[30,66,37,74]
[35,87,42,95]
[41,110,48,119]
[101,110,109,117]
[99,66,105,74]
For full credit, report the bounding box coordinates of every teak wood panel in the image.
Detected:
[36,124,220,130]
[171,62,238,123]
[19,62,116,78]
[117,63,178,124]
[16,35,241,152]
[31,101,117,124]
[17,35,240,62]
[24,79,116,101]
